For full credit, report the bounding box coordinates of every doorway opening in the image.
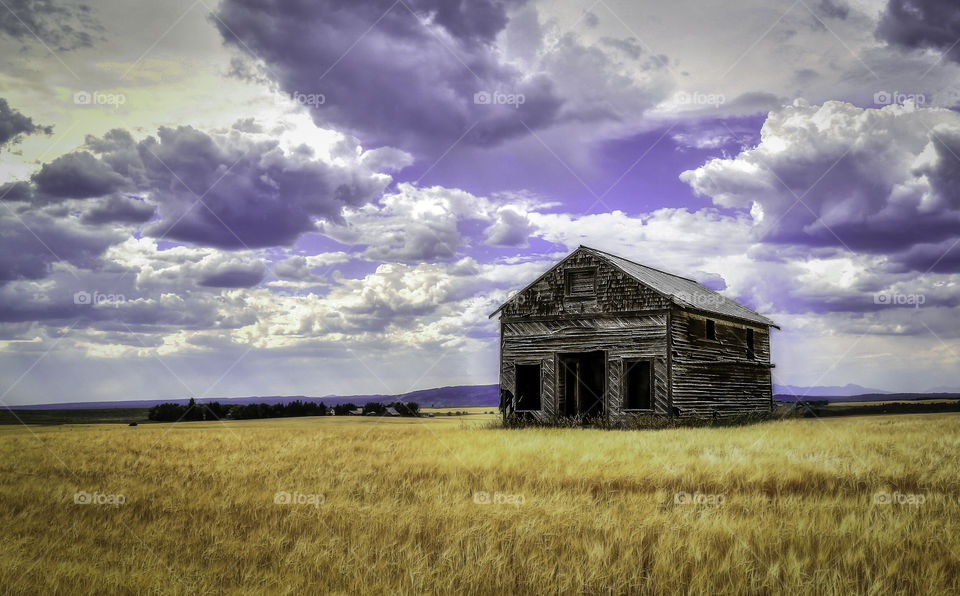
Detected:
[558,351,605,418]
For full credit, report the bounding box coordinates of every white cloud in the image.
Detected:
[681,100,960,272]
[319,183,540,261]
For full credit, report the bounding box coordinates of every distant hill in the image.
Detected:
[924,385,960,393]
[7,384,501,410]
[773,383,891,397]
[14,382,958,410]
[775,392,960,403]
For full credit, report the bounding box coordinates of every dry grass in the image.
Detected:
[1,413,959,594]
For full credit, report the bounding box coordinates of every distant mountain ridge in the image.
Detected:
[7,384,501,410]
[923,385,960,393]
[773,383,891,397]
[10,382,960,410]
[775,392,960,403]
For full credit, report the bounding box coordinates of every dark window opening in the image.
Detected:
[624,360,652,410]
[746,328,755,359]
[705,319,716,340]
[565,269,596,297]
[515,364,541,410]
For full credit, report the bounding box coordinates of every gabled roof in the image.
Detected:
[490,246,778,328]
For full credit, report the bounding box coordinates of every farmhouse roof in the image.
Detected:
[490,246,778,328]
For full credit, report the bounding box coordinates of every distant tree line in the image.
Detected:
[147,398,420,422]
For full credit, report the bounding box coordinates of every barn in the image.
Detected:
[489,246,779,419]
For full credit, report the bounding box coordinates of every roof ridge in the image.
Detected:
[492,246,777,328]
[580,245,702,285]
[579,245,775,326]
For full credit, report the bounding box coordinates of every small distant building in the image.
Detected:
[489,246,778,419]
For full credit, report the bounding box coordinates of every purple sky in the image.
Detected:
[1,0,960,405]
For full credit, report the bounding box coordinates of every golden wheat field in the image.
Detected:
[2,412,959,595]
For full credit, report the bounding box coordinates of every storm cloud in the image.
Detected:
[0,98,52,148]
[213,0,668,155]
[877,0,960,64]
[213,0,561,153]
[10,119,401,250]
[0,0,99,50]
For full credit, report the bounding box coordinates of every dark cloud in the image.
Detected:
[725,91,783,113]
[0,0,99,50]
[0,98,52,148]
[0,270,233,326]
[890,239,960,274]
[80,194,155,225]
[0,116,401,314]
[920,126,960,208]
[197,260,266,288]
[0,181,35,202]
[15,123,393,249]
[214,0,567,154]
[32,151,127,199]
[83,129,144,181]
[877,0,960,63]
[0,212,122,283]
[817,0,849,20]
[137,125,388,248]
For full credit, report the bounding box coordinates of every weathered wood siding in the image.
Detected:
[500,315,670,418]
[670,310,773,415]
[499,251,671,319]
[496,247,775,418]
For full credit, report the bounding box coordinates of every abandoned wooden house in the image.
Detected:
[490,246,778,418]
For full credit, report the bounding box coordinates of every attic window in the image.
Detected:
[565,268,596,297]
[746,328,755,359]
[705,319,716,340]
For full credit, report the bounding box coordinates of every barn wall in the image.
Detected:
[670,310,773,415]
[500,314,670,418]
[498,250,672,319]
[496,248,776,419]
